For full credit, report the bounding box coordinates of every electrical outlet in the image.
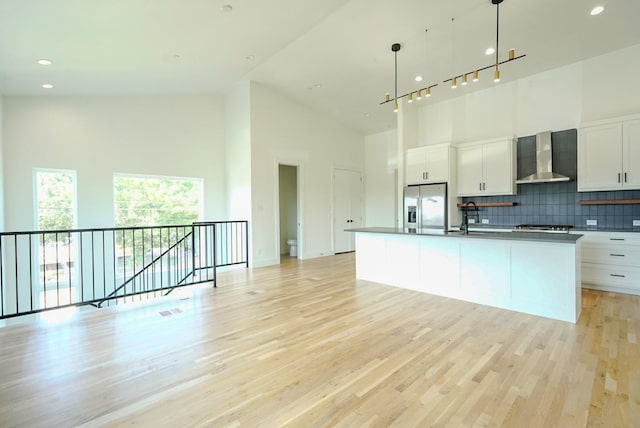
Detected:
[633,220,640,227]
[468,218,476,224]
[586,219,597,226]
[482,218,490,224]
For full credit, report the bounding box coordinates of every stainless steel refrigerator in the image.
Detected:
[403,183,448,230]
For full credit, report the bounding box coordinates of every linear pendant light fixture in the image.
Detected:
[380,39,438,110]
[443,0,525,87]
[381,0,524,110]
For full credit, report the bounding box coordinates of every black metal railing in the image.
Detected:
[0,221,248,319]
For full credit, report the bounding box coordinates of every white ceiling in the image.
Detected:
[1,0,640,135]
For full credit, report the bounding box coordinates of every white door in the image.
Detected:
[578,123,623,191]
[482,140,512,194]
[424,145,449,183]
[623,119,640,188]
[457,145,484,196]
[334,169,362,253]
[405,146,427,185]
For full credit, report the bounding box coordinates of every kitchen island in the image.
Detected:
[349,227,582,323]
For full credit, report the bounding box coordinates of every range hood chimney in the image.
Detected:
[516,131,571,184]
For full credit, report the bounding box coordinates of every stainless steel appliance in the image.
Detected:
[516,131,571,184]
[512,224,572,233]
[403,183,448,230]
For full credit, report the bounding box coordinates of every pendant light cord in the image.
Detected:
[495,2,500,68]
[394,50,398,103]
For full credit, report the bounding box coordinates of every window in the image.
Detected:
[35,169,77,232]
[34,169,78,306]
[113,174,203,227]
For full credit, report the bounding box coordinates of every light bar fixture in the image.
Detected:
[381,0,525,111]
[443,0,525,87]
[381,32,439,109]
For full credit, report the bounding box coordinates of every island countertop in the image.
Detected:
[347,227,582,244]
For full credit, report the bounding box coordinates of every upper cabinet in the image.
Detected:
[456,138,516,197]
[578,117,640,191]
[405,144,455,185]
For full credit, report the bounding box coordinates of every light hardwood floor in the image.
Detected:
[0,253,638,427]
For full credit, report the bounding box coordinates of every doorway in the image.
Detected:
[278,164,299,262]
[333,169,363,254]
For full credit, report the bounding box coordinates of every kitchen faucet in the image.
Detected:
[461,201,479,235]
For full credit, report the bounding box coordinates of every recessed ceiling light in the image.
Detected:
[37,59,52,65]
[590,5,604,16]
[485,47,495,56]
[415,75,423,82]
[245,55,255,60]
[42,84,54,89]
[220,4,232,12]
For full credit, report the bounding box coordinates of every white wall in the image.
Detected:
[416,44,640,145]
[0,96,4,231]
[249,82,364,266]
[278,165,297,254]
[2,95,227,230]
[224,81,252,223]
[364,130,397,227]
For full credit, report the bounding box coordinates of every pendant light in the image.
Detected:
[493,0,502,83]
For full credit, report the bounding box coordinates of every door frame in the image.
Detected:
[274,160,304,262]
[332,167,364,254]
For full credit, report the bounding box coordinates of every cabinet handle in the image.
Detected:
[479,183,482,191]
[610,274,626,278]
[618,173,621,183]
[624,172,628,183]
[483,183,486,191]
[426,172,429,180]
[610,253,625,257]
[610,238,625,241]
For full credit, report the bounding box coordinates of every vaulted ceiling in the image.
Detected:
[1,0,639,135]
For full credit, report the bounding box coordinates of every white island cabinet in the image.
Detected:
[352,228,582,323]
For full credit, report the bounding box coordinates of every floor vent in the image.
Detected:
[159,307,184,317]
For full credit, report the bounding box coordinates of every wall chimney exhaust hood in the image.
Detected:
[516,131,571,184]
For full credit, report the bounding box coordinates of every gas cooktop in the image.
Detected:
[512,224,573,233]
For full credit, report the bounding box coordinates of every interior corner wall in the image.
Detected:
[2,95,226,231]
[0,96,4,231]
[417,43,640,145]
[224,81,252,223]
[249,81,364,267]
[364,130,397,227]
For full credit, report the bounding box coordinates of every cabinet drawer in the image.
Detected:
[582,245,640,267]
[582,263,640,292]
[578,232,640,246]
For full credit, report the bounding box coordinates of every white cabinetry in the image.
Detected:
[579,231,640,295]
[456,138,516,196]
[405,144,454,185]
[354,231,581,323]
[578,117,640,191]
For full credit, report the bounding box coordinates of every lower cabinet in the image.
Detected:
[354,232,581,322]
[578,231,640,295]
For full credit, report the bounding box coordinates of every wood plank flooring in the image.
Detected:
[0,253,638,427]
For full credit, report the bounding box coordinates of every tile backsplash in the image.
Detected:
[460,128,640,229]
[461,182,640,228]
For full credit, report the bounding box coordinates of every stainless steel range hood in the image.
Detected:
[516,131,571,184]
